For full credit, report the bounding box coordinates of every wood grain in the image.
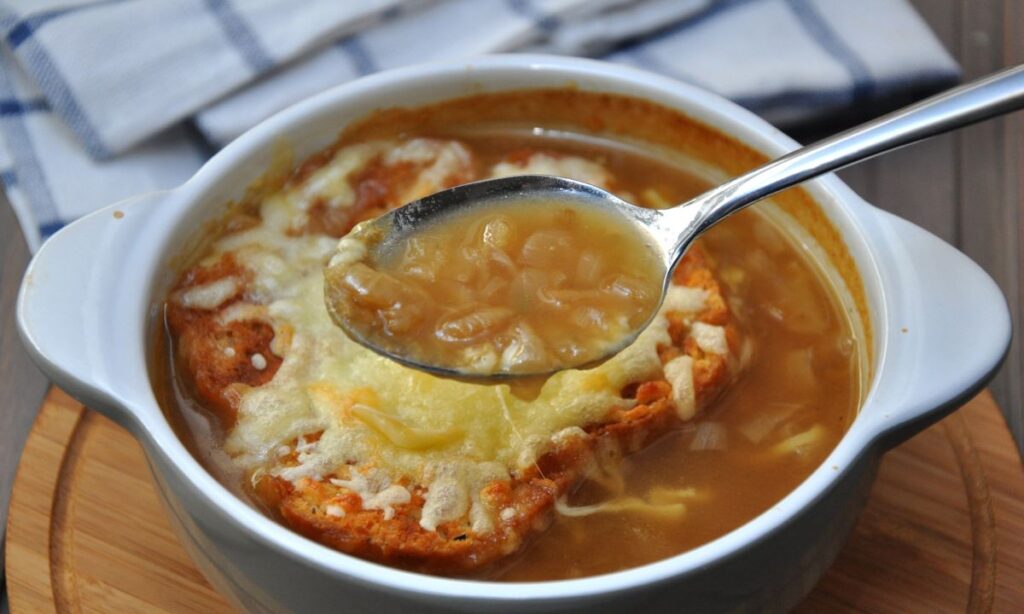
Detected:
[6,388,1024,613]
[954,0,1024,458]
[0,194,51,598]
[6,390,229,613]
[839,0,1024,451]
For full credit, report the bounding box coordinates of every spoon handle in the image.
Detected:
[667,64,1024,261]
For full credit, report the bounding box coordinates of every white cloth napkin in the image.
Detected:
[0,0,958,251]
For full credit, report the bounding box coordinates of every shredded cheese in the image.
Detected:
[555,496,685,520]
[217,302,268,325]
[328,235,367,270]
[211,139,701,533]
[662,285,708,315]
[177,277,240,310]
[772,424,827,457]
[663,355,696,419]
[691,322,729,355]
[350,404,464,450]
[490,152,613,189]
[331,471,412,520]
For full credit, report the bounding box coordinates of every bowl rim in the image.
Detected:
[133,54,892,602]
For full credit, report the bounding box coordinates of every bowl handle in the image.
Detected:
[17,191,170,431]
[866,209,1011,450]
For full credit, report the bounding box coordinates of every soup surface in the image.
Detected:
[156,92,860,580]
[324,200,664,376]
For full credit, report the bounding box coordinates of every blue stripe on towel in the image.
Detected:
[0,68,59,231]
[0,98,49,115]
[337,36,377,76]
[785,0,874,102]
[3,0,129,48]
[507,0,561,34]
[0,4,113,158]
[623,0,760,45]
[1,169,18,187]
[606,0,760,76]
[622,43,860,118]
[619,43,713,91]
[733,87,866,114]
[380,5,404,21]
[39,219,65,239]
[335,2,415,78]
[7,19,38,47]
[204,0,275,73]
[16,39,111,158]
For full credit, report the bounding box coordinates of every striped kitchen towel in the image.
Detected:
[0,0,959,251]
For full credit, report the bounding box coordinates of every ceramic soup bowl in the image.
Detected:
[18,55,1010,613]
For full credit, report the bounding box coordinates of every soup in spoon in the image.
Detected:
[324,199,665,377]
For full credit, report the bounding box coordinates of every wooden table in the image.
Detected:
[0,200,51,612]
[833,0,1024,447]
[1,1,1021,611]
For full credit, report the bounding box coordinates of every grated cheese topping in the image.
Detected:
[662,286,708,315]
[207,140,724,533]
[691,322,729,355]
[490,152,613,189]
[217,302,267,325]
[176,277,240,310]
[330,471,412,521]
[663,355,696,420]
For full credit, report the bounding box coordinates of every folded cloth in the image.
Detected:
[0,0,958,251]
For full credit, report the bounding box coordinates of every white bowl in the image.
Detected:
[17,55,1010,613]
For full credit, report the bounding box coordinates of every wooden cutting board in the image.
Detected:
[6,388,1024,613]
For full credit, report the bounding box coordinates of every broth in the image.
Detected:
[155,99,860,580]
[497,206,857,579]
[324,200,664,376]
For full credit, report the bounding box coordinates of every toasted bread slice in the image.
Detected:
[164,143,743,576]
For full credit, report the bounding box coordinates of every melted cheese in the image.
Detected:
[662,285,708,315]
[663,355,695,420]
[214,140,705,532]
[217,302,267,324]
[227,270,670,475]
[330,471,411,520]
[490,152,613,189]
[290,143,385,216]
[691,322,729,355]
[176,277,240,310]
[386,138,473,203]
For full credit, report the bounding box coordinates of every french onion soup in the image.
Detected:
[324,200,665,376]
[154,89,863,580]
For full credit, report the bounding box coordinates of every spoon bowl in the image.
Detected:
[324,174,677,380]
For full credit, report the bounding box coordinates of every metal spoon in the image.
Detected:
[326,64,1024,380]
